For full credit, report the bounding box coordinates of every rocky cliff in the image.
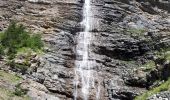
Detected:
[0,0,170,100]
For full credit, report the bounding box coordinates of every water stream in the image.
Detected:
[74,0,100,100]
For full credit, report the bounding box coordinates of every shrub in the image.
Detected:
[1,22,26,49]
[26,34,44,50]
[15,64,29,74]
[155,49,170,61]
[0,21,44,73]
[0,33,4,57]
[0,44,4,56]
[1,21,43,57]
[13,84,27,96]
[8,53,16,60]
[7,60,15,68]
[141,61,156,72]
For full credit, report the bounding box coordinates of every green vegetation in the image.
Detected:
[126,28,146,36]
[140,48,170,72]
[0,21,44,72]
[0,44,4,56]
[15,64,29,74]
[136,49,170,100]
[0,21,43,57]
[135,78,170,100]
[165,51,170,61]
[0,87,30,100]
[155,48,170,62]
[160,51,170,61]
[0,70,22,84]
[0,70,29,100]
[14,84,28,96]
[141,61,156,72]
[6,56,30,74]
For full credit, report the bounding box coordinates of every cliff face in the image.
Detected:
[0,0,170,100]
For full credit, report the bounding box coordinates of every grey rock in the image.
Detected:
[148,91,170,100]
[20,79,61,100]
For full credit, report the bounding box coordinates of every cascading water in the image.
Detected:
[74,0,100,100]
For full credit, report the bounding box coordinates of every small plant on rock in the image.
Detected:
[0,44,4,58]
[13,84,27,96]
[141,61,156,72]
[126,28,146,36]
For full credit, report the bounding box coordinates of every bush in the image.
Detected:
[141,61,156,72]
[155,49,170,62]
[26,34,44,50]
[7,60,15,67]
[13,84,27,96]
[1,21,43,57]
[0,21,44,72]
[0,44,4,56]
[15,64,29,74]
[8,53,16,60]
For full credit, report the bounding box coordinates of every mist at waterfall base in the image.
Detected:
[74,0,101,100]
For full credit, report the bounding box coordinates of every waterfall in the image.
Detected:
[74,0,100,100]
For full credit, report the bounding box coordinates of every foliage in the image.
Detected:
[26,34,43,50]
[6,60,15,68]
[0,87,30,100]
[0,70,22,84]
[0,21,43,57]
[165,52,170,61]
[7,60,29,74]
[0,32,4,56]
[126,28,146,36]
[13,84,27,96]
[141,61,156,72]
[15,64,29,74]
[0,70,30,99]
[155,48,170,61]
[0,44,4,56]
[144,48,170,70]
[0,21,43,72]
[135,78,170,100]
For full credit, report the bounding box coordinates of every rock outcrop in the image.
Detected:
[148,91,170,100]
[0,0,170,100]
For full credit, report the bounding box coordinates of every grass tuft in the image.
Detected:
[140,61,156,72]
[0,70,22,84]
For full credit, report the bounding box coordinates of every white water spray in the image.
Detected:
[74,0,100,100]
